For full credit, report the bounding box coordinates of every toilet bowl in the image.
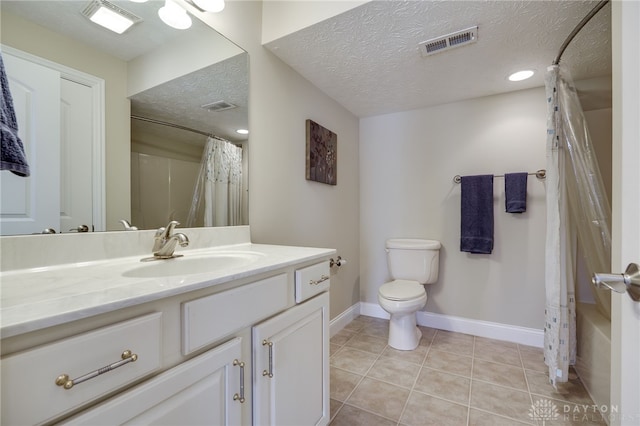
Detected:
[378,280,427,350]
[378,239,441,351]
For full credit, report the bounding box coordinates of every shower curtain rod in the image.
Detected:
[453,170,546,184]
[552,0,609,65]
[131,115,226,141]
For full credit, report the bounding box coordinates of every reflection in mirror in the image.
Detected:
[129,44,248,230]
[0,0,248,235]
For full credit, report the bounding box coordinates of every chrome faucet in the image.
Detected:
[152,221,189,259]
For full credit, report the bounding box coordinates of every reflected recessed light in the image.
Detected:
[82,0,142,34]
[508,70,535,82]
[236,129,249,135]
[158,0,192,30]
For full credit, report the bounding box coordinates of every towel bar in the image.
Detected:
[453,169,546,184]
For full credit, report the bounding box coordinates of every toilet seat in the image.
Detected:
[379,280,424,301]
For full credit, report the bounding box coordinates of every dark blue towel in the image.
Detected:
[460,174,494,254]
[0,53,30,177]
[505,172,528,213]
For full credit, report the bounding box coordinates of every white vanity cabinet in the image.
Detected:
[253,262,330,426]
[0,245,333,426]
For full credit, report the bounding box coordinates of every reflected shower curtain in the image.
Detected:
[187,137,243,227]
[544,65,611,386]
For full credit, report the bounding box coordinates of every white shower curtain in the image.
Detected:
[187,137,243,227]
[544,65,611,386]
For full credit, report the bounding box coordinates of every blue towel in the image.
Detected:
[0,54,30,177]
[460,174,494,254]
[505,172,528,213]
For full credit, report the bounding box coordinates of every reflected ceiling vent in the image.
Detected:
[420,26,478,57]
[201,100,237,112]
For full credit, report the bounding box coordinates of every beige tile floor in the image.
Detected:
[330,315,606,426]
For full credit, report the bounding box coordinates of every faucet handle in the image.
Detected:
[166,220,180,232]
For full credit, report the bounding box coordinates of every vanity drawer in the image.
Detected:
[1,312,162,425]
[182,273,288,355]
[295,261,330,303]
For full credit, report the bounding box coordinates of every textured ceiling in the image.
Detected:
[266,0,612,117]
[130,52,249,145]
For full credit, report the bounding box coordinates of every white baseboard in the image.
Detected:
[329,302,362,337]
[354,302,544,348]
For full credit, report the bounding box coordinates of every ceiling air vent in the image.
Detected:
[201,101,237,112]
[420,26,478,57]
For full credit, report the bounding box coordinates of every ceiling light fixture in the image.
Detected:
[158,0,192,30]
[236,129,249,135]
[82,0,142,34]
[192,0,225,13]
[508,70,535,82]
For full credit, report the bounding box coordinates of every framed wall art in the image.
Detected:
[305,119,337,185]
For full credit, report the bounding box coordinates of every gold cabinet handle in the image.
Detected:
[262,339,274,378]
[55,350,138,390]
[233,359,246,403]
[309,275,330,286]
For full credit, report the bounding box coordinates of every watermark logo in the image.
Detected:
[529,399,560,425]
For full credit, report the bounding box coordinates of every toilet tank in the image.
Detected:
[386,239,441,284]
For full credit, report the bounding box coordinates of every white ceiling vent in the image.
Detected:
[420,26,478,57]
[201,100,237,112]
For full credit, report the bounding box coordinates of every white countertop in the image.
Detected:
[0,243,335,338]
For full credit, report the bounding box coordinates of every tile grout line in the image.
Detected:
[466,335,476,426]
[330,318,394,424]
[518,343,539,426]
[394,328,436,426]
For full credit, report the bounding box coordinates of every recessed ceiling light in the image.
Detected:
[236,129,249,135]
[508,70,535,82]
[82,0,142,34]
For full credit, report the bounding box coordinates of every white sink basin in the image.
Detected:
[122,251,265,278]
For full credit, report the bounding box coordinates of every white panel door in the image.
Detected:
[60,78,94,233]
[253,292,329,426]
[0,52,60,235]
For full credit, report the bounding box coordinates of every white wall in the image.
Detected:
[360,87,547,329]
[189,1,361,320]
[261,0,369,44]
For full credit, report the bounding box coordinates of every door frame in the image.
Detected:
[610,1,640,425]
[2,45,106,231]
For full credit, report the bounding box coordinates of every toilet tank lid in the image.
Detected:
[386,239,441,250]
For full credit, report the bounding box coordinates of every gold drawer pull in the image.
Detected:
[233,359,246,403]
[309,275,330,286]
[262,340,274,378]
[55,350,138,390]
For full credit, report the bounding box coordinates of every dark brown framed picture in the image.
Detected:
[305,119,337,185]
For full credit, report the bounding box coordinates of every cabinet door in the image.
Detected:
[253,292,329,426]
[63,337,245,425]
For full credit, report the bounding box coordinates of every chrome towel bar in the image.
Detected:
[453,169,546,184]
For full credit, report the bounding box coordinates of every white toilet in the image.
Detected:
[378,238,441,350]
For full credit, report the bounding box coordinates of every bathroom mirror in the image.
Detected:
[0,0,248,235]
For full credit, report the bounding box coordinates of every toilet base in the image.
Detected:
[388,313,422,351]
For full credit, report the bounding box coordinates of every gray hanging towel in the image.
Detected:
[460,174,494,254]
[505,172,528,213]
[0,53,30,177]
